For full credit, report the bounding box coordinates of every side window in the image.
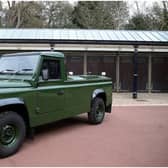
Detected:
[41,59,61,80]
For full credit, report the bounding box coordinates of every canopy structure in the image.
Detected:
[0,29,167,46]
[0,29,167,96]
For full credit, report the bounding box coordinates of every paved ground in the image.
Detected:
[113,93,168,106]
[1,102,168,166]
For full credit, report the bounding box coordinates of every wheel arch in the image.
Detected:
[0,98,30,133]
[91,89,107,106]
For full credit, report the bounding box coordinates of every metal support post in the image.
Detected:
[83,52,87,75]
[132,45,138,99]
[116,54,120,92]
[148,54,152,93]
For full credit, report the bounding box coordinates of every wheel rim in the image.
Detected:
[0,124,18,146]
[95,103,104,121]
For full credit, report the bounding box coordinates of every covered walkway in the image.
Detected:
[0,29,168,94]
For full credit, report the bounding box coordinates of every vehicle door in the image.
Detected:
[37,57,65,118]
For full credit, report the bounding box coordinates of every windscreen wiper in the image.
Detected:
[0,69,33,75]
[16,69,33,74]
[0,69,17,74]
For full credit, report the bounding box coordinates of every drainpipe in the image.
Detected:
[132,45,138,99]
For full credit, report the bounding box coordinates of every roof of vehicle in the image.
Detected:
[2,51,64,58]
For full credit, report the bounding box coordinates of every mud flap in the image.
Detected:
[106,104,112,113]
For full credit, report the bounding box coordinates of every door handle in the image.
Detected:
[57,90,64,95]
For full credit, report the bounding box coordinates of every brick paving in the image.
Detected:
[113,93,168,106]
[1,103,168,166]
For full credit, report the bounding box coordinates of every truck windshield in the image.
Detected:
[0,55,39,75]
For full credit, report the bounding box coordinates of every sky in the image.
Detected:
[127,0,162,15]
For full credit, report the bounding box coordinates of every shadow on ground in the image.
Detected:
[33,115,89,138]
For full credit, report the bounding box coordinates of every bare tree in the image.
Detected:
[162,1,168,30]
[43,1,74,28]
[5,1,45,28]
[72,1,129,29]
[125,1,168,30]
[0,1,3,27]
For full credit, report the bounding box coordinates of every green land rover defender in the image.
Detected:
[0,52,112,158]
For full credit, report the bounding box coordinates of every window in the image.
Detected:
[103,56,115,63]
[88,56,101,62]
[0,55,39,74]
[120,57,132,63]
[70,56,82,62]
[41,59,61,80]
[153,57,165,64]
[137,57,147,64]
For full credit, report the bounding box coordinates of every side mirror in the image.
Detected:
[42,69,49,80]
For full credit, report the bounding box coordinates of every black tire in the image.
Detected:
[0,111,26,158]
[88,97,105,124]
